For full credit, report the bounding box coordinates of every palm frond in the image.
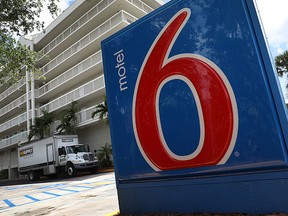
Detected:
[91,98,108,120]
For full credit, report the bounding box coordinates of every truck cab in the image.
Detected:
[58,144,98,177]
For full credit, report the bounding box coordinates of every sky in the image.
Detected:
[161,0,288,95]
[39,0,288,96]
[160,0,288,58]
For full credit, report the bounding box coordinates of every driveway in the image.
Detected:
[0,172,119,216]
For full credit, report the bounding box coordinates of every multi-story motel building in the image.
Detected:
[0,0,164,179]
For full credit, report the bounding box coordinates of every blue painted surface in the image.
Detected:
[57,188,79,193]
[42,191,61,197]
[37,183,66,189]
[3,199,15,208]
[101,0,288,214]
[24,195,40,202]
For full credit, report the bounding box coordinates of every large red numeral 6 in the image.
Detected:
[132,8,238,171]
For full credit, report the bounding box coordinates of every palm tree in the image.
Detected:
[91,97,108,120]
[275,50,288,77]
[56,101,79,135]
[28,110,54,140]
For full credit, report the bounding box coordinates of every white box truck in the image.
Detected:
[18,135,98,181]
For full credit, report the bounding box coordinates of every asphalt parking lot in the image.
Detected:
[0,172,119,216]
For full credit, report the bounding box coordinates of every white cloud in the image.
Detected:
[255,0,288,56]
[277,47,284,55]
[162,0,288,57]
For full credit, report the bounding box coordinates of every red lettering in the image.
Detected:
[132,9,238,171]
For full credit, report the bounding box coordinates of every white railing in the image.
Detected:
[0,110,35,133]
[40,75,105,113]
[38,0,151,58]
[39,0,116,57]
[0,112,27,133]
[38,50,102,97]
[0,131,28,149]
[126,0,153,13]
[0,90,35,117]
[0,78,25,102]
[40,11,137,75]
[77,106,99,125]
[0,94,26,117]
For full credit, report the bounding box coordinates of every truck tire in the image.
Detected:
[66,163,76,177]
[28,170,40,181]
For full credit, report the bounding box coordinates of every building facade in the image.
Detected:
[0,0,163,179]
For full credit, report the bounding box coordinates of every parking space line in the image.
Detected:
[0,200,9,209]
[63,186,90,191]
[24,195,40,202]
[37,183,66,190]
[72,185,94,189]
[7,196,36,206]
[42,191,61,197]
[57,188,79,193]
[29,192,57,200]
[3,199,15,207]
[45,189,72,195]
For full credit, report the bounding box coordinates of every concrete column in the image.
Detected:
[31,74,35,124]
[26,70,30,136]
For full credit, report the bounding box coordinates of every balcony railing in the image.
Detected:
[0,106,104,149]
[77,106,100,126]
[39,0,116,57]
[0,94,26,117]
[0,112,27,133]
[0,90,35,117]
[38,50,102,97]
[0,78,25,102]
[38,0,151,58]
[0,131,28,150]
[40,11,137,75]
[126,0,153,13]
[40,75,105,113]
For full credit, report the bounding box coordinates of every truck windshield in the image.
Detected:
[66,145,86,154]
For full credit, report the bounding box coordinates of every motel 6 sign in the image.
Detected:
[133,8,238,171]
[102,0,288,181]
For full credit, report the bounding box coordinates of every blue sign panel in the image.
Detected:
[102,0,288,182]
[102,0,288,213]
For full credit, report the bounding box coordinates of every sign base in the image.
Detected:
[118,170,288,214]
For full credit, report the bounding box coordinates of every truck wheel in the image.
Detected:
[28,170,40,181]
[67,163,76,177]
